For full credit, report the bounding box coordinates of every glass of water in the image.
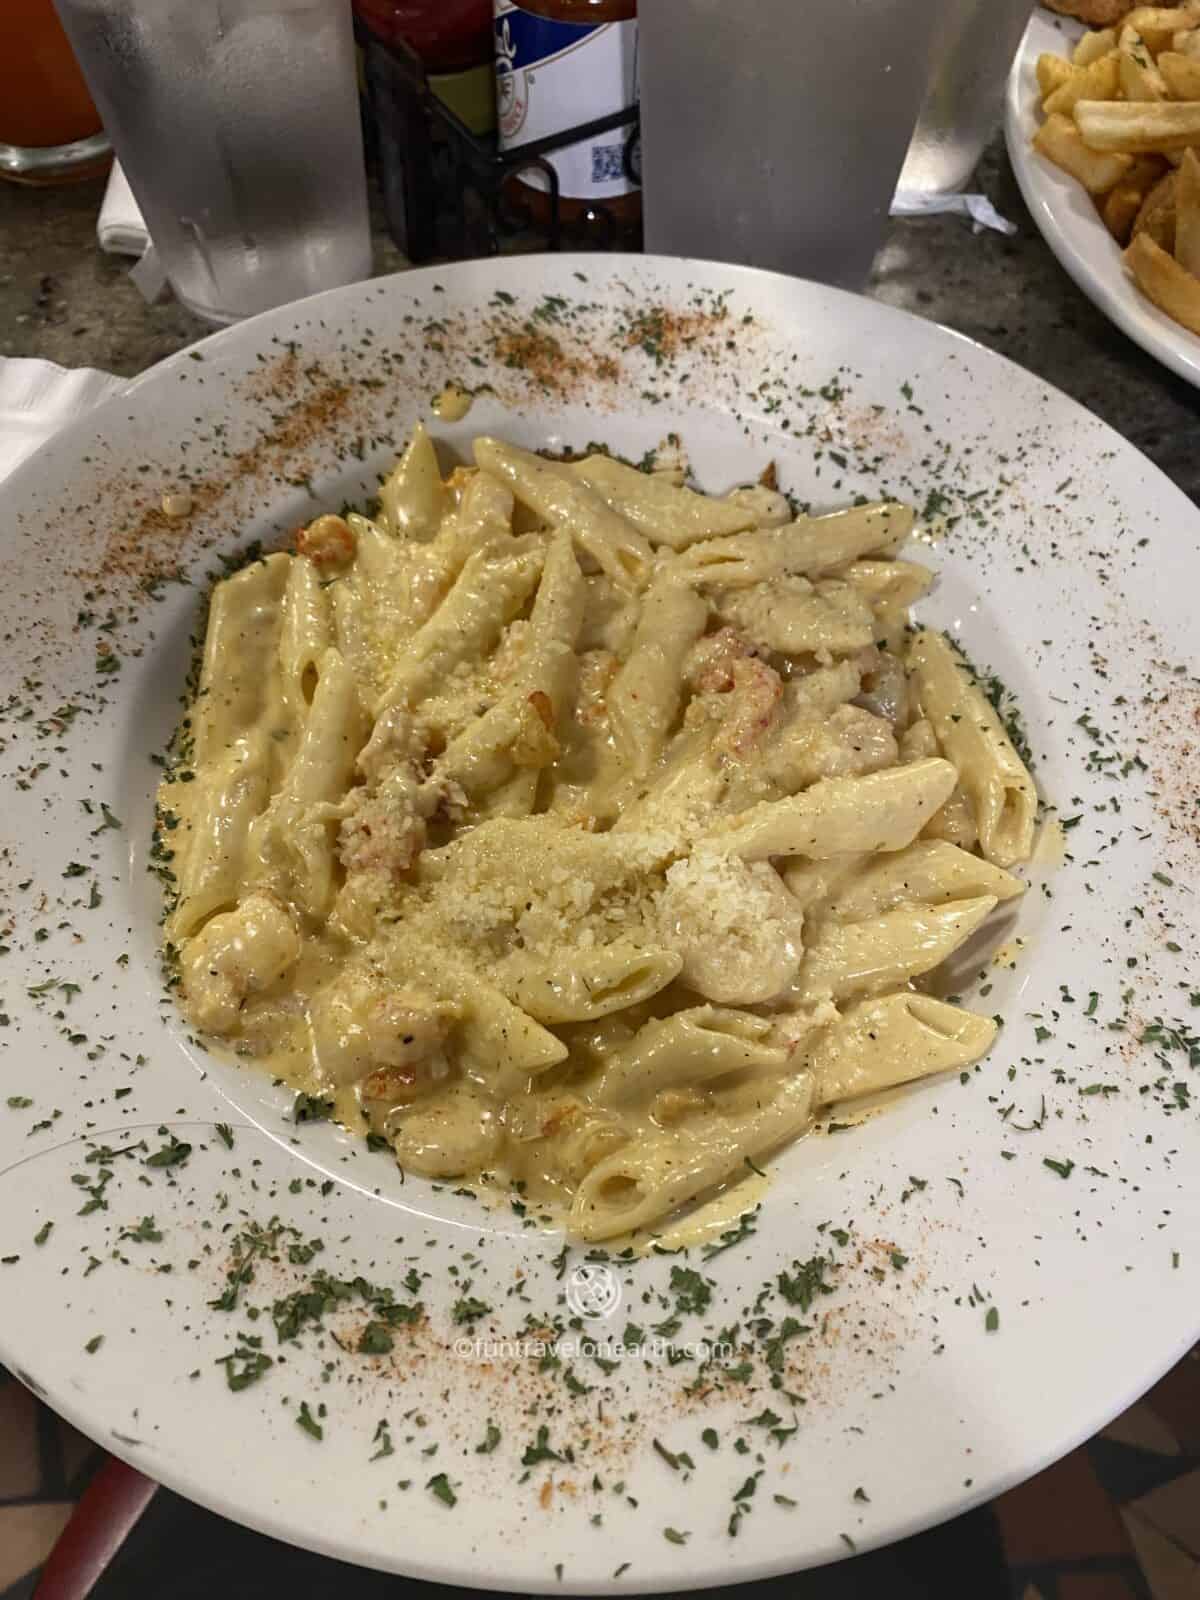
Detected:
[899,0,1035,194]
[53,0,372,324]
[638,0,958,290]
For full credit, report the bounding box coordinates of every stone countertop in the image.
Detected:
[2,138,1197,500]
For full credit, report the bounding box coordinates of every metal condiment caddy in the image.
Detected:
[357,25,642,261]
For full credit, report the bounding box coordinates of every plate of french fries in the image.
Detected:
[1007,3,1200,384]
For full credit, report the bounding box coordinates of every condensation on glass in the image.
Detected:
[638,0,956,290]
[899,0,1035,195]
[54,0,372,323]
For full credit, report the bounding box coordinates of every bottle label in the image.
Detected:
[494,2,638,200]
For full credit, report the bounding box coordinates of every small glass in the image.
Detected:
[0,0,110,186]
[638,0,957,290]
[899,0,1035,194]
[53,0,372,324]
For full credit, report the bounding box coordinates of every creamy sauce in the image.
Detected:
[823,1079,911,1127]
[653,1170,771,1251]
[432,384,473,422]
[1031,815,1068,868]
[992,935,1027,969]
[161,489,194,519]
[158,434,1038,1242]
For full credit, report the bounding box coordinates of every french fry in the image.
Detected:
[1038,52,1077,99]
[1174,146,1200,272]
[1044,51,1121,113]
[1119,26,1169,99]
[1125,229,1200,330]
[1132,169,1178,248]
[1124,6,1196,52]
[1103,186,1150,242]
[1074,97,1200,151]
[1044,52,1120,114]
[1101,156,1171,240]
[1030,26,1200,342]
[1034,112,1135,192]
[1159,49,1200,94]
[1074,27,1118,66]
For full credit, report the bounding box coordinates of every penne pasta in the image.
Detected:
[280,554,333,721]
[680,500,915,587]
[374,542,544,716]
[595,1007,789,1106]
[161,430,1036,1240]
[571,1073,813,1240]
[433,530,584,798]
[789,895,998,1004]
[189,552,290,766]
[908,629,1038,867]
[707,758,958,860]
[712,576,876,655]
[378,421,446,540]
[247,647,370,921]
[608,577,708,776]
[792,838,1024,925]
[167,733,273,942]
[508,946,683,1024]
[474,436,654,590]
[809,992,998,1104]
[566,452,762,547]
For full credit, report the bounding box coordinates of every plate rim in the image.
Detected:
[2,251,1199,1592]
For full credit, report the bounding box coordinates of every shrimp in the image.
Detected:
[296,513,356,569]
[510,691,561,768]
[711,656,784,760]
[685,626,762,693]
[180,891,301,1034]
[360,997,454,1106]
[313,978,455,1096]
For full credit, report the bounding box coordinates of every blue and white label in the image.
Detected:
[494,1,638,200]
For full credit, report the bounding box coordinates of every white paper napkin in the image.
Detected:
[97,162,167,301]
[892,190,1017,235]
[0,357,125,483]
[97,162,149,257]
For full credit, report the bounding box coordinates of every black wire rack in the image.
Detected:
[358,26,642,262]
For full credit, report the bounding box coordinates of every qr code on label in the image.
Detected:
[591,142,625,183]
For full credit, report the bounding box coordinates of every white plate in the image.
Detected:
[1007,10,1200,389]
[2,256,1197,1594]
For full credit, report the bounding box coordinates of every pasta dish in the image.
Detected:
[158,429,1037,1240]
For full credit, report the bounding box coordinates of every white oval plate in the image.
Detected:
[1007,9,1200,389]
[1,255,1197,1594]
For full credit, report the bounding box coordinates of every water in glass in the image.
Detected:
[899,0,1034,194]
[639,0,957,290]
[54,0,371,322]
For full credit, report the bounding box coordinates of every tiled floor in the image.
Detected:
[0,1377,103,1596]
[2,1349,1198,1598]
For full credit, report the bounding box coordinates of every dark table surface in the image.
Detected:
[2,138,1198,504]
[1,136,1198,1600]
